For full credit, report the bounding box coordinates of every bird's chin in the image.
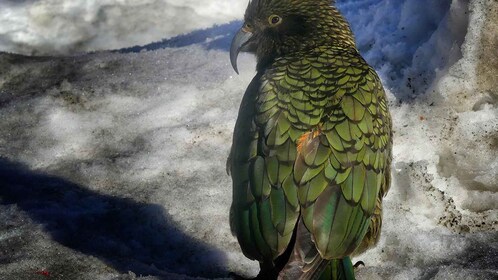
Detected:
[239,41,257,53]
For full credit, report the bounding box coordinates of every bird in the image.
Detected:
[227,0,392,279]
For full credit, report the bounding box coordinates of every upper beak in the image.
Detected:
[230,26,253,74]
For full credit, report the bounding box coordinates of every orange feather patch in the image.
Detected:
[296,128,322,154]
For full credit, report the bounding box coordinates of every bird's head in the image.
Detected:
[230,0,356,73]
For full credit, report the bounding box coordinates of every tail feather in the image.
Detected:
[277,219,356,280]
[317,257,355,280]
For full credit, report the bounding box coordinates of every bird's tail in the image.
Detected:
[277,219,357,280]
[315,257,355,280]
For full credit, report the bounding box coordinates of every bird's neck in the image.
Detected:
[319,6,357,49]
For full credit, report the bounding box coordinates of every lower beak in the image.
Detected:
[230,27,253,74]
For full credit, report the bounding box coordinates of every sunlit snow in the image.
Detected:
[0,0,496,280]
[0,0,247,55]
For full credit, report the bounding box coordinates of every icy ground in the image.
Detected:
[0,0,497,279]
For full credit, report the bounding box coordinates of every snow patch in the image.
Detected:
[0,0,497,279]
[0,0,246,55]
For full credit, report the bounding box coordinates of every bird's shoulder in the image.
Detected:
[265,45,370,77]
[259,45,380,99]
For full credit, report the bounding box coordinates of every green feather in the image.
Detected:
[300,165,324,184]
[335,121,352,142]
[306,173,330,203]
[249,203,273,258]
[335,167,352,185]
[282,175,299,209]
[258,198,278,252]
[250,157,271,198]
[266,156,279,185]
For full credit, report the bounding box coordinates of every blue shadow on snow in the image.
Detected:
[118,21,242,53]
[0,158,227,279]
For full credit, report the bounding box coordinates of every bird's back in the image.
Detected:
[229,43,392,279]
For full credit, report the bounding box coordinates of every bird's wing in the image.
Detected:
[230,46,391,266]
[229,69,301,262]
[292,46,392,260]
[268,46,393,279]
[261,49,391,264]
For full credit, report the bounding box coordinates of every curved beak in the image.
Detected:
[230,27,253,74]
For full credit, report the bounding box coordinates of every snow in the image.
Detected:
[0,0,497,280]
[0,0,246,55]
[339,0,466,98]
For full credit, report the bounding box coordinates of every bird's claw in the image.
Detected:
[353,261,365,269]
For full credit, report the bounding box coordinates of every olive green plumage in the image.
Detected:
[228,0,392,279]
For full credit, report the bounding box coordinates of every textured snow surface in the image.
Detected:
[0,0,246,55]
[0,0,497,280]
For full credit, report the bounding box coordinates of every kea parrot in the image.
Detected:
[227,0,392,279]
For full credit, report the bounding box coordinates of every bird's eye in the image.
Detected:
[268,15,282,26]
